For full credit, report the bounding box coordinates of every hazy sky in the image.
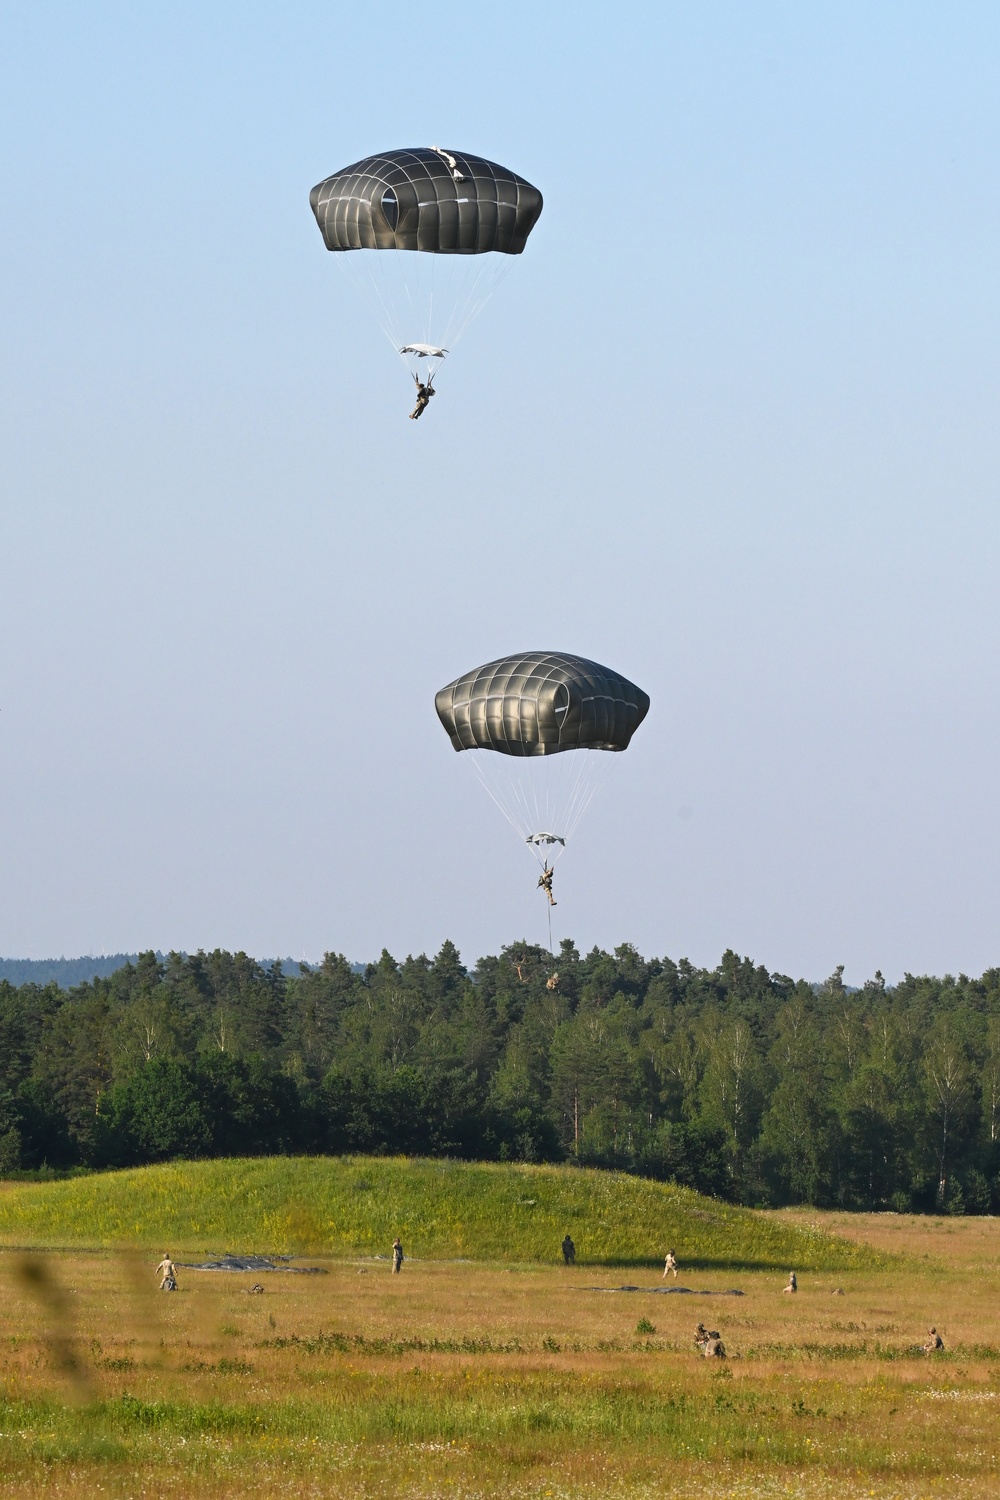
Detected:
[2,2,998,982]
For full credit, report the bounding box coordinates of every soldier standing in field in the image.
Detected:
[155,1253,177,1291]
[663,1249,678,1279]
[562,1234,576,1266]
[392,1238,404,1274]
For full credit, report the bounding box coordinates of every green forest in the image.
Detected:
[1,941,999,1215]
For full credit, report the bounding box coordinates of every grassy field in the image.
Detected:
[0,1161,997,1498]
[0,1156,877,1270]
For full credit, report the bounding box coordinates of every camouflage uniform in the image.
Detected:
[155,1255,177,1291]
[694,1323,726,1358]
[409,383,435,420]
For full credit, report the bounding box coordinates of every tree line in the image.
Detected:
[1,940,999,1213]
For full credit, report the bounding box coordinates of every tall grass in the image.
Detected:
[0,1156,877,1268]
[0,1371,993,1496]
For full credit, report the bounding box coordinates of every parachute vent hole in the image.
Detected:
[380,190,399,230]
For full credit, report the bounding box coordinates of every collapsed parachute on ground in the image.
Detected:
[309,147,543,387]
[435,652,649,918]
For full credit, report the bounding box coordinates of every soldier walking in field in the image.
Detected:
[562,1234,576,1266]
[392,1238,404,1274]
[663,1249,678,1279]
[155,1253,178,1291]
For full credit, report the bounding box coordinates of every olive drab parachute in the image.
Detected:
[309,148,542,254]
[309,147,543,388]
[435,652,649,757]
[435,652,649,929]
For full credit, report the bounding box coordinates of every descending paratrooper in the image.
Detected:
[537,863,557,907]
[434,652,650,925]
[310,148,543,413]
[409,376,436,420]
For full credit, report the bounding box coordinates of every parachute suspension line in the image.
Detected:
[337,250,425,365]
[336,251,404,361]
[425,246,438,352]
[468,753,564,864]
[444,255,515,351]
[468,755,542,859]
[332,247,515,389]
[559,751,617,844]
[375,251,424,358]
[368,251,403,345]
[511,751,612,860]
[465,748,618,878]
[499,759,561,865]
[553,752,592,845]
[469,756,510,829]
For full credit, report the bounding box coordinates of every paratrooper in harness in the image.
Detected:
[409,377,436,420]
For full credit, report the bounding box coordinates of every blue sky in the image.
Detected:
[1,2,998,981]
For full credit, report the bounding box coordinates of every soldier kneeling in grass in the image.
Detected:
[694,1322,726,1358]
[921,1327,944,1353]
[782,1271,797,1293]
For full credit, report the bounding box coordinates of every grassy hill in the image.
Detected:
[0,1157,880,1269]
